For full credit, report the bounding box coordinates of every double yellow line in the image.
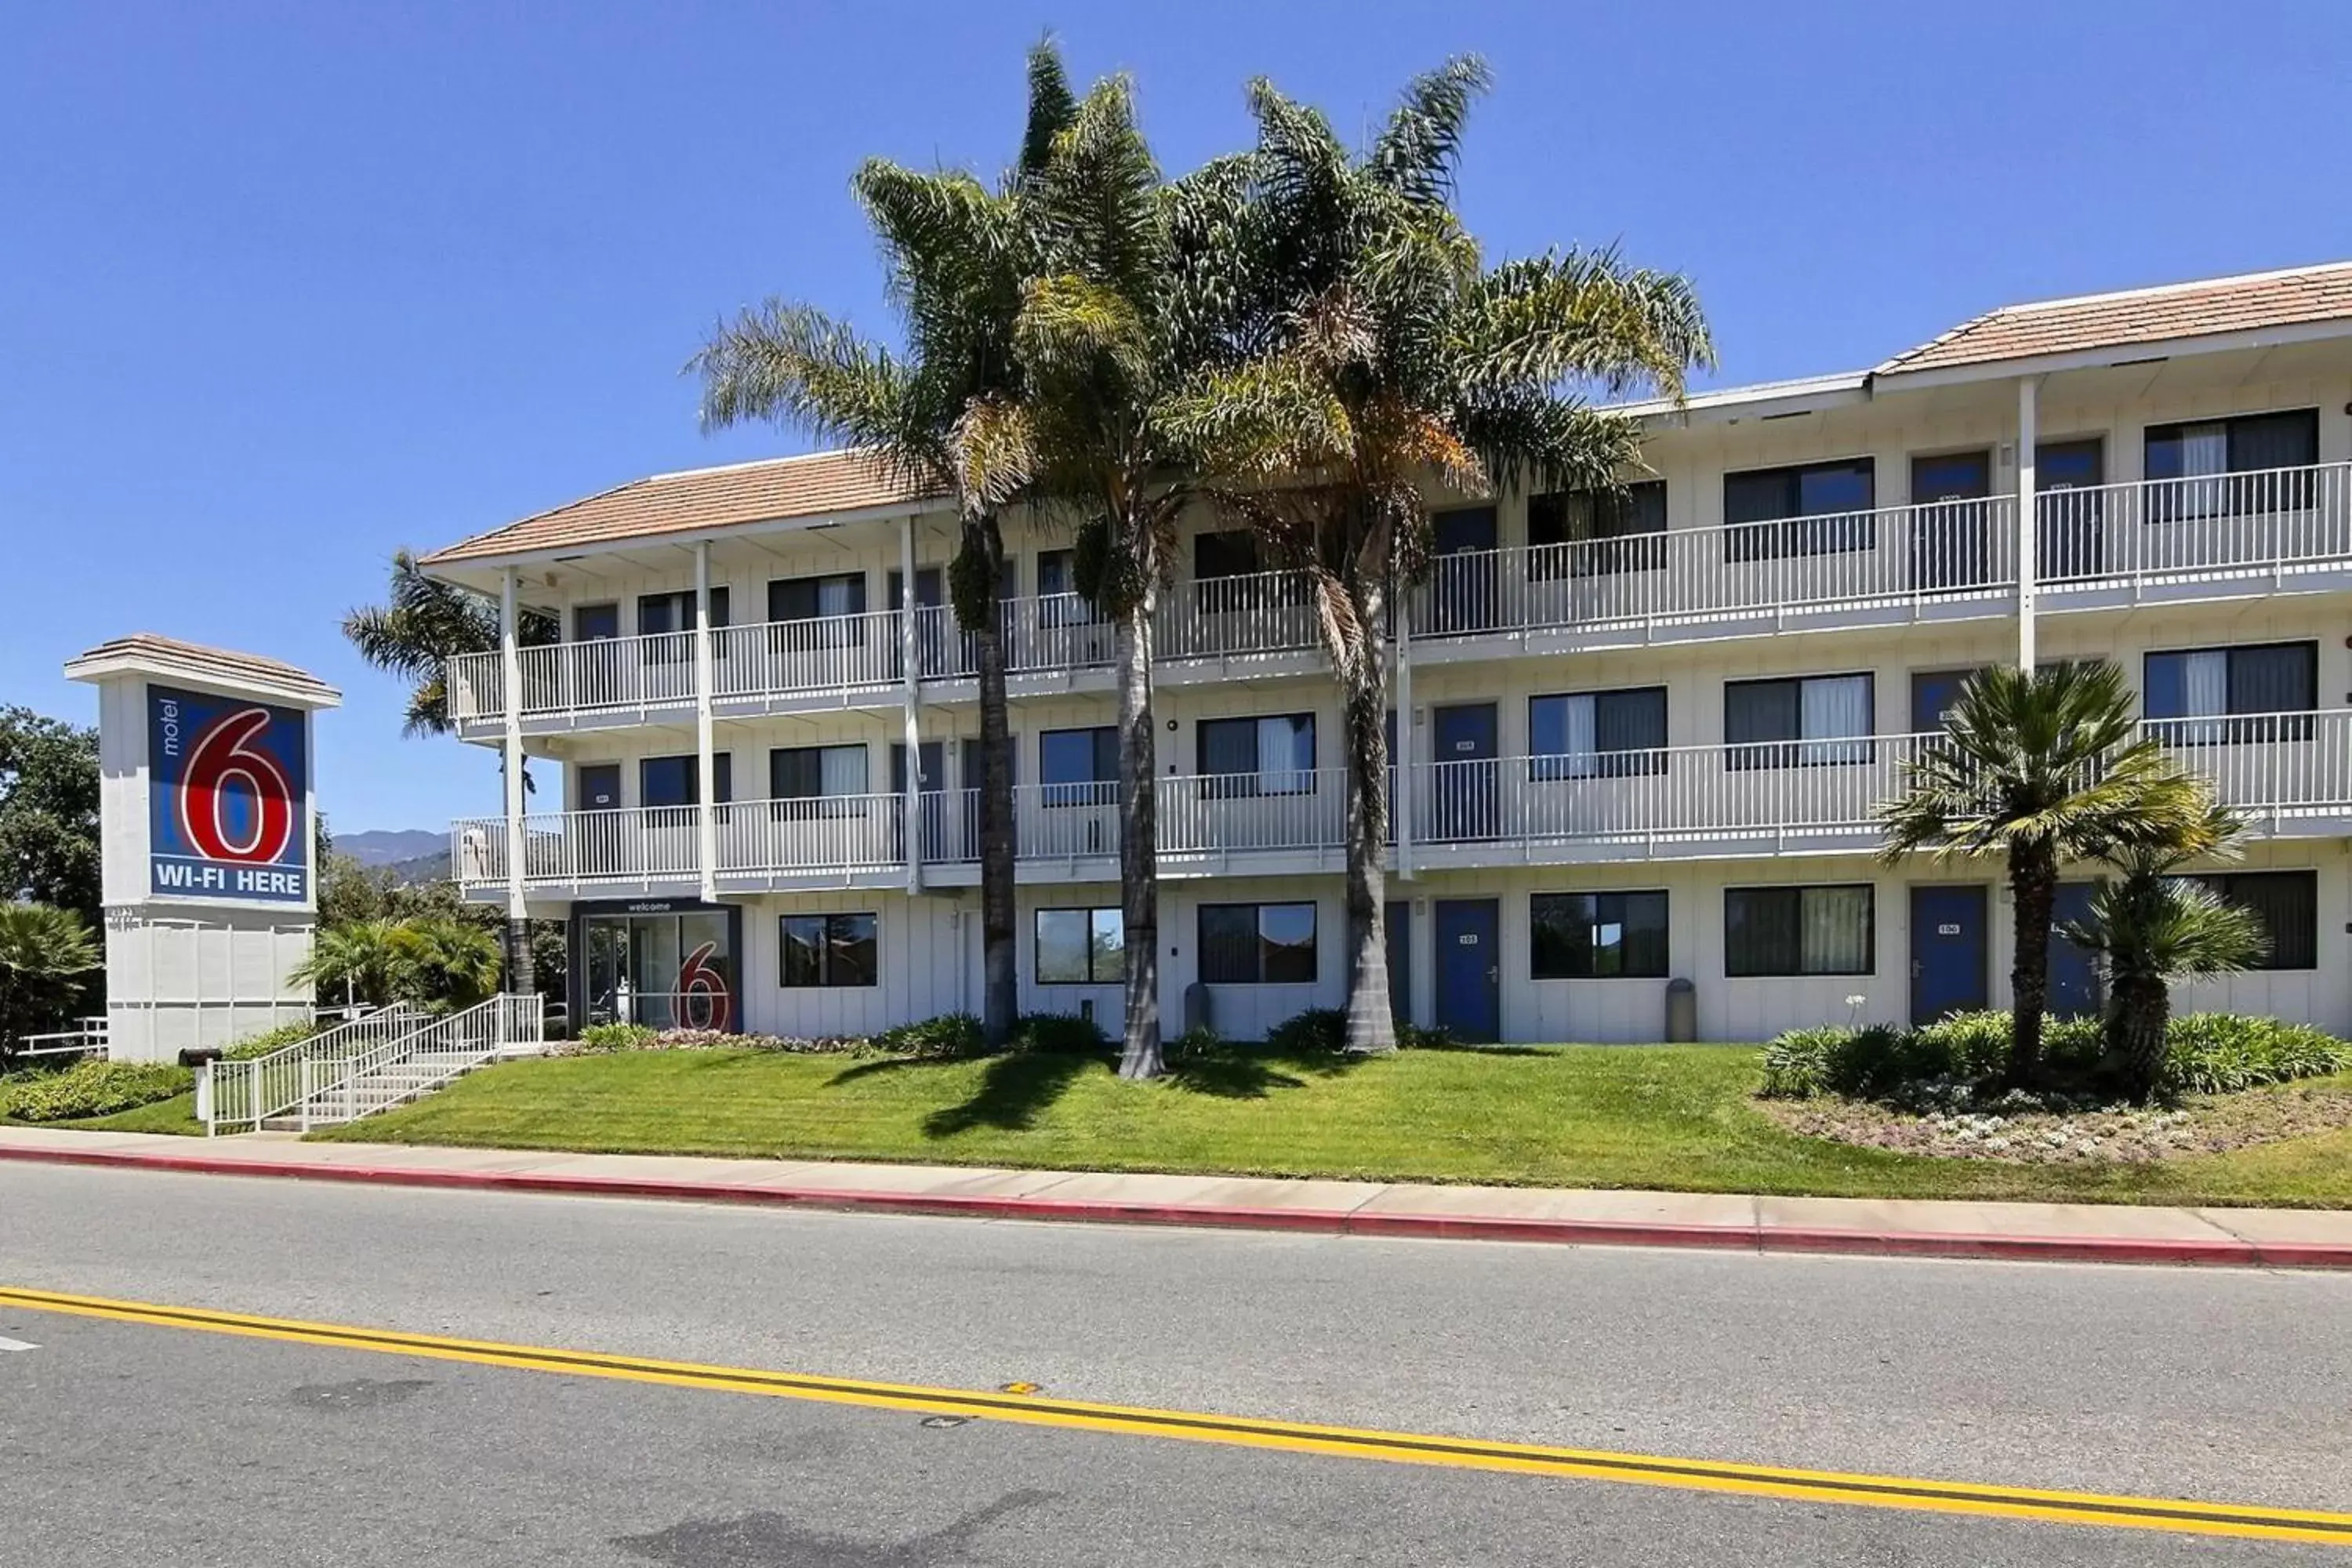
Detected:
[5,1283,2347,1548]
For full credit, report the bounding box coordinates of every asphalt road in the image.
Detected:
[5,1163,2350,1565]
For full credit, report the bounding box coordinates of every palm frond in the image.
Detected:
[1366,55,1491,206]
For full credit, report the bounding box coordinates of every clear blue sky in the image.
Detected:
[5,1,2347,833]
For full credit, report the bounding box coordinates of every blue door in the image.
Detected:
[1435,898,1501,1042]
[1430,506,1498,633]
[1909,885,1988,1025]
[1385,901,1410,1024]
[1431,703,1498,841]
[2049,882,2103,1018]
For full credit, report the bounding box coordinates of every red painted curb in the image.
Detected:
[5,1143,2346,1269]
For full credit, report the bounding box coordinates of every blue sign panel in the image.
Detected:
[148,685,310,903]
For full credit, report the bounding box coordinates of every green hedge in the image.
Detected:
[1762,1010,2352,1102]
[0,1060,194,1123]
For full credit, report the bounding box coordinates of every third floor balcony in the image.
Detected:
[445,462,2352,736]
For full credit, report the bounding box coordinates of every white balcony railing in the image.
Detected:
[445,464,2352,727]
[1409,495,2022,644]
[1160,768,1349,857]
[455,714,2352,892]
[2037,463,2352,593]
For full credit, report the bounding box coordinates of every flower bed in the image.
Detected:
[1767,1081,2352,1164]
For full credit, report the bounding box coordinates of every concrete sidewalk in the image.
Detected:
[7,1123,2352,1268]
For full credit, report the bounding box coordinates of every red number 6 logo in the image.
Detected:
[180,708,296,864]
[677,942,733,1033]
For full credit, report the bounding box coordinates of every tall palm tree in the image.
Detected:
[964,68,1261,1079]
[1878,661,2214,1087]
[344,550,557,739]
[1164,57,1711,1052]
[692,46,1076,1051]
[2059,805,2264,1101]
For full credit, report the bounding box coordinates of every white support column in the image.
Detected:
[499,568,527,924]
[695,542,717,902]
[1393,583,1414,880]
[899,514,923,895]
[2016,375,2041,673]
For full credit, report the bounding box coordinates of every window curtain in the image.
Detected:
[2180,649,2228,743]
[1201,718,1257,778]
[2227,644,2313,717]
[2179,423,2229,518]
[1559,695,1598,776]
[820,745,868,798]
[1199,906,1259,983]
[1261,715,1314,793]
[1801,675,1871,764]
[1800,887,1871,973]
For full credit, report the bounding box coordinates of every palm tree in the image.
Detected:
[393,916,506,1010]
[2059,806,2265,1101]
[1164,58,1711,1052]
[344,550,557,739]
[691,47,1075,1051]
[292,919,408,1010]
[0,902,102,1058]
[1878,661,2214,1087]
[970,67,1261,1078]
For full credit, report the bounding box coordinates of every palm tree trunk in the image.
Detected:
[1115,593,1162,1079]
[1340,577,1396,1055]
[970,517,1018,1050]
[2008,846,2057,1087]
[2114,975,2172,1103]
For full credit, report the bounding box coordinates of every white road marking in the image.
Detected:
[0,1335,38,1352]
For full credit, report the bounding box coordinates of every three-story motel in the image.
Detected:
[420,262,2352,1044]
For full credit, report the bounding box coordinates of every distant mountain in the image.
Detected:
[338,829,445,867]
[383,848,452,886]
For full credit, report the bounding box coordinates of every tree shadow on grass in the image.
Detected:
[1166,1047,1366,1101]
[923,1051,1098,1136]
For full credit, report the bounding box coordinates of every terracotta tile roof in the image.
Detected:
[64,633,341,706]
[419,449,940,566]
[1878,261,2352,376]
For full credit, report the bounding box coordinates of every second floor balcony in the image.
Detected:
[454,712,2352,898]
[445,462,2352,735]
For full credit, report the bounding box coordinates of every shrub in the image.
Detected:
[1759,1010,2352,1102]
[1166,1023,1221,1062]
[1265,1007,1348,1054]
[0,1059,193,1123]
[2165,1014,2352,1096]
[1397,1021,1455,1051]
[1011,1012,1110,1055]
[873,1013,986,1059]
[224,1021,318,1061]
[573,1022,659,1054]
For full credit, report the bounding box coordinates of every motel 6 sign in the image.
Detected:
[147,685,311,904]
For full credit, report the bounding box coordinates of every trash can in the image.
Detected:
[1664,978,1697,1043]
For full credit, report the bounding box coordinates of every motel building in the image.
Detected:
[418,262,2352,1044]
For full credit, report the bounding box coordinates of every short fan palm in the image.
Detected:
[1878,661,2212,1087]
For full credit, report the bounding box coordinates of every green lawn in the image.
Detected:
[64,1093,204,1135]
[312,1044,2352,1207]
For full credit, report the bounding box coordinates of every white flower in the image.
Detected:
[1845,994,1867,1009]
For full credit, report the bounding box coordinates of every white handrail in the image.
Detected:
[2038,461,2352,590]
[205,1003,424,1134]
[304,993,543,1128]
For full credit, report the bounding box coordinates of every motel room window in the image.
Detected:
[574,603,620,641]
[1527,481,1667,579]
[1530,891,1669,979]
[780,913,878,988]
[1040,727,1120,807]
[1725,673,1873,768]
[769,745,869,800]
[2144,409,2318,519]
[1198,902,1317,985]
[637,589,729,635]
[767,572,866,622]
[638,753,732,809]
[1036,908,1125,985]
[2195,871,2318,971]
[1529,688,1667,779]
[1722,458,1875,561]
[1198,713,1316,796]
[1725,885,1875,977]
[2143,642,2316,744]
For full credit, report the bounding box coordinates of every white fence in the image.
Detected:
[454,715,2352,891]
[2037,463,2352,594]
[203,1004,424,1134]
[444,463,2352,727]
